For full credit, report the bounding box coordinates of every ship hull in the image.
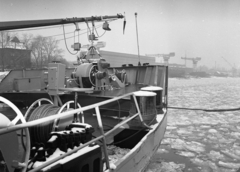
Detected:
[105,111,167,172]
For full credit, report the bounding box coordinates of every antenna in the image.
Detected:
[135,13,141,66]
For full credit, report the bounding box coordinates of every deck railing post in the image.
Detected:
[132,94,143,122]
[95,106,110,169]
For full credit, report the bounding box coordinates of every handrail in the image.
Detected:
[0,92,133,135]
[0,91,153,171]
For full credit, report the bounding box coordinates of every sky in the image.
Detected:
[0,0,240,69]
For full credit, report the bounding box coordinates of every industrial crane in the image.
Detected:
[181,57,201,70]
[146,52,175,65]
[221,56,237,76]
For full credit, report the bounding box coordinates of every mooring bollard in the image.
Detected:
[129,91,157,128]
[141,86,163,114]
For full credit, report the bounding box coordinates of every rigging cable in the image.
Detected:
[11,23,102,43]
[102,99,122,132]
[108,109,159,146]
[57,24,102,42]
[44,24,99,39]
[7,24,68,32]
[11,19,116,43]
[94,18,117,38]
[167,106,240,112]
[85,19,116,42]
[94,27,106,38]
[73,29,80,45]
[85,20,91,43]
[42,31,74,39]
[94,18,106,38]
[62,24,78,55]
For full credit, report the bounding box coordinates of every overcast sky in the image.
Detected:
[0,0,240,69]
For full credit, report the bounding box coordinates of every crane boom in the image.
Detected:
[146,52,175,57]
[146,54,164,57]
[0,14,124,31]
[181,57,201,61]
[221,56,234,68]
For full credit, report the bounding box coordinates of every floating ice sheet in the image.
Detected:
[145,78,240,172]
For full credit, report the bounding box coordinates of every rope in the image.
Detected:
[168,106,240,112]
[85,20,91,43]
[26,104,64,144]
[108,110,158,146]
[62,24,79,55]
[94,26,106,38]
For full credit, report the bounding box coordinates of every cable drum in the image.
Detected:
[75,63,98,88]
[26,104,68,145]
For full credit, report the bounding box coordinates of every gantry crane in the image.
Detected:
[181,57,201,70]
[146,52,175,65]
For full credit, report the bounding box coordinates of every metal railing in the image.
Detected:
[0,92,150,172]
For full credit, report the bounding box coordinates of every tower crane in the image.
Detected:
[181,57,201,70]
[146,52,175,65]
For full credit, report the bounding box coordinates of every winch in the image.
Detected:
[70,58,127,89]
[0,95,101,172]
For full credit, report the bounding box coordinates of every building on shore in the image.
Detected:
[0,48,31,71]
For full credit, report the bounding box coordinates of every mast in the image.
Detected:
[0,14,124,31]
[135,13,141,66]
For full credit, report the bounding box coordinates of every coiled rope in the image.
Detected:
[26,104,67,144]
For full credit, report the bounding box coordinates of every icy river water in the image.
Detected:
[145,77,240,172]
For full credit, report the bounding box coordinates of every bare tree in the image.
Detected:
[29,35,44,68]
[21,34,64,68]
[42,37,64,63]
[0,32,10,48]
[21,33,33,50]
[1,33,65,69]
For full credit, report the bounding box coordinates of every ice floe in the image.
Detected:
[200,125,211,129]
[221,150,240,161]
[208,129,218,133]
[166,126,177,130]
[218,161,240,169]
[176,151,195,158]
[207,150,226,161]
[107,145,130,164]
[184,141,205,153]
